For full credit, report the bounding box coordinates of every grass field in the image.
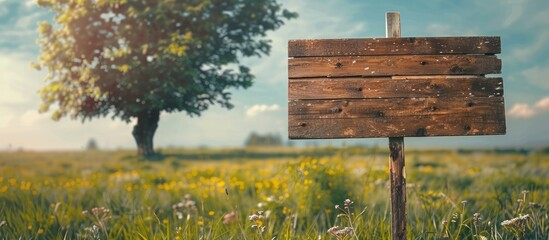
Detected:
[0,146,547,239]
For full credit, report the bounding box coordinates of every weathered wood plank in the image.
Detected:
[288,55,501,78]
[288,113,506,139]
[289,97,505,119]
[288,77,503,100]
[288,36,501,57]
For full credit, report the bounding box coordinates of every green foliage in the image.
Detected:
[85,138,99,150]
[35,0,297,122]
[244,132,283,147]
[0,148,547,239]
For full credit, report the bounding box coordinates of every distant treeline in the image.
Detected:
[151,145,549,162]
[244,132,284,147]
[456,147,535,155]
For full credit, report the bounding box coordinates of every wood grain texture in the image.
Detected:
[288,111,506,139]
[288,77,503,100]
[288,37,500,57]
[386,12,401,38]
[288,55,501,78]
[289,97,505,119]
[288,96,506,138]
[389,136,406,240]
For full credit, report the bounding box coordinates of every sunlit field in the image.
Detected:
[0,146,547,239]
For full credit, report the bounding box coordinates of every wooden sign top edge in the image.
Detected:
[288,36,501,57]
[287,36,500,42]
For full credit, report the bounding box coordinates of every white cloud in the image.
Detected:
[24,0,36,8]
[522,64,549,89]
[246,104,280,117]
[426,23,451,36]
[508,96,549,118]
[0,51,45,105]
[19,109,49,126]
[0,1,50,53]
[534,97,549,109]
[511,31,549,61]
[508,103,535,118]
[15,11,42,29]
[341,22,367,36]
[153,104,287,148]
[0,107,15,128]
[0,52,43,104]
[242,0,369,86]
[502,0,525,27]
[0,50,137,150]
[532,9,549,25]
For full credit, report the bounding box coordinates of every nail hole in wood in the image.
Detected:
[335,62,343,68]
[329,107,342,114]
[377,111,384,117]
[298,122,307,127]
[356,87,363,92]
[419,61,427,65]
[416,127,427,136]
[464,125,471,131]
[450,65,463,73]
[467,102,474,107]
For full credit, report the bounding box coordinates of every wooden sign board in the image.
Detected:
[288,36,506,139]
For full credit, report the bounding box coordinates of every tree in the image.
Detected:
[34,0,297,158]
[86,138,99,150]
[244,132,282,147]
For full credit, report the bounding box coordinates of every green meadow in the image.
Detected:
[0,147,547,239]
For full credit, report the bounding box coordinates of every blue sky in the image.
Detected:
[1,0,549,150]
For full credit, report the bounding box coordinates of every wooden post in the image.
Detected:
[389,137,406,239]
[386,12,407,240]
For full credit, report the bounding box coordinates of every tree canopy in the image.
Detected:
[34,0,296,157]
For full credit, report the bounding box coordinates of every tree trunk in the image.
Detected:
[132,110,160,158]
